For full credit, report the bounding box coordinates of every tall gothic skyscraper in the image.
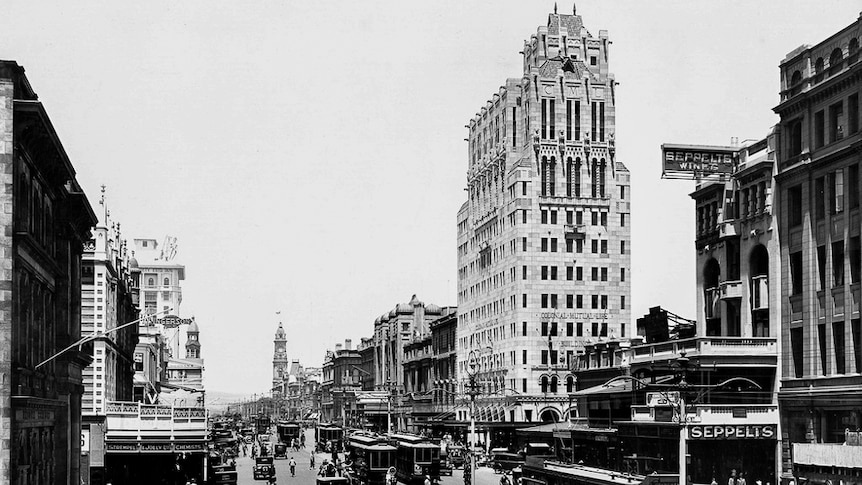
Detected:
[456,6,631,425]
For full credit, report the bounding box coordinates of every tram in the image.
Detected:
[316,423,345,453]
[277,420,302,444]
[520,459,647,485]
[344,433,397,485]
[387,433,441,484]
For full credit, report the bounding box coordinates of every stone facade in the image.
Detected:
[1,60,98,485]
[456,8,631,426]
[773,16,862,483]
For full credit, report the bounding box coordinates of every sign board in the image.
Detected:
[661,144,737,179]
[156,315,194,328]
[81,430,90,453]
[646,392,679,407]
[689,424,776,440]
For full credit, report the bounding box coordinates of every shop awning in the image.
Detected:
[572,375,675,397]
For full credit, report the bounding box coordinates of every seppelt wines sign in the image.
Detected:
[661,144,737,178]
[689,424,776,440]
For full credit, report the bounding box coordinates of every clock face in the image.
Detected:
[543,85,554,95]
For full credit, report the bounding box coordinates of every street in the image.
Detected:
[233,429,508,485]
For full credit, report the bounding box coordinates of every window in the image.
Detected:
[788,185,803,227]
[163,277,170,286]
[523,380,528,394]
[565,239,573,253]
[566,266,574,280]
[590,56,597,66]
[551,294,558,308]
[541,99,548,139]
[591,322,599,336]
[790,251,803,295]
[541,210,548,224]
[834,322,846,374]
[600,295,608,309]
[576,266,583,281]
[591,240,598,253]
[818,324,828,375]
[788,119,803,157]
[601,267,607,281]
[591,212,598,225]
[522,349,527,364]
[566,294,574,309]
[621,213,627,227]
[591,295,598,309]
[599,102,606,142]
[601,240,608,254]
[815,110,825,148]
[621,323,626,338]
[591,267,598,281]
[576,322,583,336]
[541,351,548,365]
[815,177,825,220]
[591,102,597,141]
[523,322,527,336]
[522,294,527,308]
[852,237,861,284]
[550,376,558,393]
[522,181,527,196]
[551,266,558,280]
[621,295,626,310]
[576,211,583,224]
[566,100,572,140]
[541,294,549,308]
[551,322,558,336]
[541,266,548,280]
[550,238,557,252]
[522,210,528,224]
[791,327,803,377]
[600,212,607,226]
[522,237,527,251]
[600,322,608,337]
[817,245,827,290]
[541,238,548,252]
[576,240,583,253]
[541,321,548,336]
[566,322,574,337]
[575,101,581,140]
[620,267,626,282]
[523,266,528,280]
[566,375,574,393]
[830,102,845,142]
[850,164,859,208]
[833,240,845,286]
[550,210,558,224]
[830,169,847,215]
[576,295,583,309]
[850,94,859,135]
[566,210,573,224]
[621,241,626,255]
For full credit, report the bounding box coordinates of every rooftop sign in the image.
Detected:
[661,144,737,179]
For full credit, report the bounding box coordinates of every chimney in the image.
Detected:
[335,344,342,352]
[345,339,352,350]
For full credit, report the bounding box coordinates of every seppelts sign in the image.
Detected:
[689,424,775,440]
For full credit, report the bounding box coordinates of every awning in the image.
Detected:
[430,411,455,422]
[304,413,319,420]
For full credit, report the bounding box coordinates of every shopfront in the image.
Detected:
[687,424,777,485]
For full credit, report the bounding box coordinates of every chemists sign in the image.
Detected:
[689,424,776,440]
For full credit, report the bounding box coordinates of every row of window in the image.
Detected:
[540,99,607,143]
[786,93,859,158]
[789,319,862,378]
[788,237,862,295]
[538,293,625,310]
[539,157,608,198]
[538,265,624,282]
[786,164,861,227]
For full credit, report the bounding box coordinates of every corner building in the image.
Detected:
[457,7,631,435]
[773,17,862,483]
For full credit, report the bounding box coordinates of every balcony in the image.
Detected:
[564,224,587,240]
[718,220,737,238]
[104,401,207,449]
[630,404,778,425]
[751,275,769,310]
[630,336,777,365]
[719,280,743,299]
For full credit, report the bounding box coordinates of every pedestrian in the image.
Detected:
[289,456,297,477]
[739,472,747,485]
[729,469,739,485]
[310,453,316,469]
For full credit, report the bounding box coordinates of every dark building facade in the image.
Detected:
[1,60,98,485]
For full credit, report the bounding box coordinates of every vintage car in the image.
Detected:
[253,456,275,481]
[491,451,525,473]
[274,443,288,459]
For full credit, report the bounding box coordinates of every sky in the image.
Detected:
[1,1,859,398]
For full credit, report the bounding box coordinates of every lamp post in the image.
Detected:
[602,353,761,485]
[464,350,482,485]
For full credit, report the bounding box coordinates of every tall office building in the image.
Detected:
[773,17,862,483]
[456,6,631,435]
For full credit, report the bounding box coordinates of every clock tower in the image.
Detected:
[272,322,289,396]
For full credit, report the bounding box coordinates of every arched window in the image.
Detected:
[850,38,860,62]
[550,375,558,393]
[790,70,802,87]
[574,158,582,197]
[566,375,575,393]
[163,277,170,286]
[549,157,557,196]
[147,278,155,287]
[591,158,599,197]
[599,159,607,197]
[814,57,824,74]
[540,375,549,393]
[566,157,573,196]
[829,48,844,72]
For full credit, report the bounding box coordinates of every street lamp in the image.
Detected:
[601,352,762,485]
